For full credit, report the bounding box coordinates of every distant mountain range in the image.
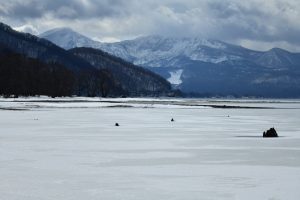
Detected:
[0,22,172,97]
[40,27,300,97]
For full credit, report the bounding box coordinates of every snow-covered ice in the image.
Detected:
[0,98,300,200]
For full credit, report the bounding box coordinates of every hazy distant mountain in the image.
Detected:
[255,48,300,68]
[41,28,300,97]
[39,27,99,50]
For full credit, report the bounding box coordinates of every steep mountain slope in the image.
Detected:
[0,22,124,97]
[0,23,93,71]
[41,28,300,97]
[69,47,172,96]
[0,40,122,97]
[1,22,173,97]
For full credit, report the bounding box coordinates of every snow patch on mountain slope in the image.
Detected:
[168,69,183,85]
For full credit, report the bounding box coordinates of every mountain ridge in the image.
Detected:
[39,27,300,69]
[39,27,98,50]
[0,22,94,71]
[0,22,173,97]
[69,47,172,96]
[39,27,300,97]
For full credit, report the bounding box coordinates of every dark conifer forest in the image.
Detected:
[0,47,121,97]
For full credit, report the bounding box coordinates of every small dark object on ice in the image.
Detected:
[115,123,119,126]
[263,127,278,137]
[171,118,174,122]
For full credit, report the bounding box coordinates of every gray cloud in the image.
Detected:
[1,0,300,51]
[0,0,127,20]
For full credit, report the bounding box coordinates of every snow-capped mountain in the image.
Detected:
[0,23,93,71]
[40,28,300,97]
[40,29,253,65]
[99,35,252,66]
[39,27,101,50]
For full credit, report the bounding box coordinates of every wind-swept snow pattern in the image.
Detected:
[1,97,300,200]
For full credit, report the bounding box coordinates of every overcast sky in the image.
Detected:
[1,0,300,52]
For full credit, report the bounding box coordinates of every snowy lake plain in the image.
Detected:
[0,97,300,200]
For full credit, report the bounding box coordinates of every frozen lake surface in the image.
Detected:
[0,98,300,200]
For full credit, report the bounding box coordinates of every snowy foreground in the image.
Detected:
[1,97,300,200]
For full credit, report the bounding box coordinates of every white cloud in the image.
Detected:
[238,39,300,53]
[13,24,39,35]
[92,36,120,43]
